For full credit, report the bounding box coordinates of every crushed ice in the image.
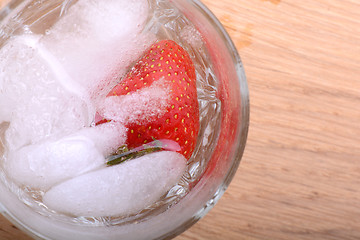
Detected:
[97,77,171,125]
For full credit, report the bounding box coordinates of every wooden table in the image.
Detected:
[1,0,360,239]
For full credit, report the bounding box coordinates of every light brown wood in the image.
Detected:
[1,0,360,239]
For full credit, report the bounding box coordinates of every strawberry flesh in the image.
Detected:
[98,40,199,160]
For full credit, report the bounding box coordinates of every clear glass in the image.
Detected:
[0,0,249,239]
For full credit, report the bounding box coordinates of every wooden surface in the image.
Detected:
[1,0,360,239]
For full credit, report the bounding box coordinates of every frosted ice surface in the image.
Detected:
[4,122,127,190]
[0,0,153,151]
[43,151,187,217]
[0,0,154,189]
[42,0,153,103]
[78,122,128,157]
[98,78,171,125]
[5,134,104,191]
[0,35,90,151]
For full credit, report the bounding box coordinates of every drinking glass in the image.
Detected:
[0,0,249,239]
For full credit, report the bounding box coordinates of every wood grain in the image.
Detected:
[178,0,360,239]
[0,0,8,9]
[1,0,360,239]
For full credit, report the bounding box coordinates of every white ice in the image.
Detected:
[0,0,152,149]
[41,0,154,104]
[97,78,171,125]
[4,122,127,190]
[0,35,90,151]
[0,0,155,191]
[43,151,187,217]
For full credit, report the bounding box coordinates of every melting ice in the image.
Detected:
[43,151,186,217]
[0,0,182,216]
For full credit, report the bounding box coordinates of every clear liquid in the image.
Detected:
[0,0,221,226]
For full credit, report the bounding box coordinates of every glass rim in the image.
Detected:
[159,0,250,238]
[189,0,249,194]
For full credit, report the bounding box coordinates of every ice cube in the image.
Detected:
[4,122,127,190]
[0,0,154,151]
[41,0,154,103]
[77,121,128,157]
[0,35,91,151]
[43,151,187,217]
[0,0,158,194]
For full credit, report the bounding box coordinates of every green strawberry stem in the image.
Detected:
[106,139,181,166]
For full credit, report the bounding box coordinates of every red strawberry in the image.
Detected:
[98,40,199,160]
